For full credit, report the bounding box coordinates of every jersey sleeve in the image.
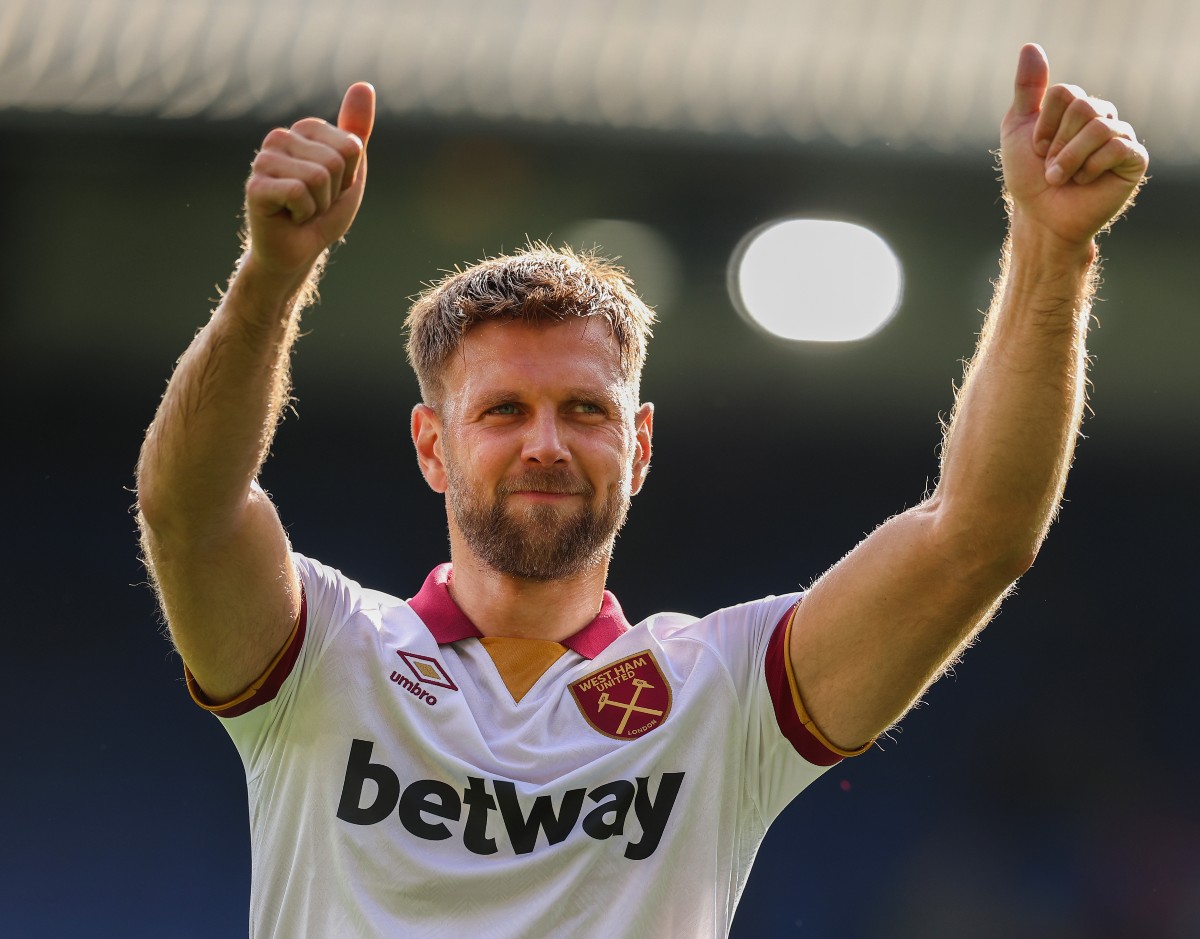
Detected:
[762,600,874,765]
[184,553,366,770]
[675,592,871,822]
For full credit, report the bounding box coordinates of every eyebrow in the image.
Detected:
[565,387,623,407]
[473,387,625,410]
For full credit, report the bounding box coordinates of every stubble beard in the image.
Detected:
[446,464,630,582]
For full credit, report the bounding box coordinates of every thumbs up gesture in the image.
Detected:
[999,45,1147,251]
[243,82,377,280]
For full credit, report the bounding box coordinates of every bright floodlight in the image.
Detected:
[729,219,903,342]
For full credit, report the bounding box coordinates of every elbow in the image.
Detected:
[134,450,166,537]
[134,428,250,546]
[135,475,183,553]
[134,437,178,542]
[134,458,242,549]
[923,497,1043,590]
[992,543,1039,585]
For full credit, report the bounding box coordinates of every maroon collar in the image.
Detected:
[406,563,630,660]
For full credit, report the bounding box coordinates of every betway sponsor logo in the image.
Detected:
[337,739,683,860]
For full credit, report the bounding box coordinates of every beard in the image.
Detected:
[446,464,630,582]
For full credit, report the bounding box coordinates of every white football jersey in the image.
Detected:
[189,554,868,938]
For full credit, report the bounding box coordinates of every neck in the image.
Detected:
[446,543,611,643]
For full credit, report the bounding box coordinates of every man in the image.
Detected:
[137,44,1146,937]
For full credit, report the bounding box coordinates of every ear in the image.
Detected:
[412,404,448,494]
[630,402,654,495]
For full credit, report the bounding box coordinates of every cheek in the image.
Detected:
[587,434,638,491]
[446,432,513,489]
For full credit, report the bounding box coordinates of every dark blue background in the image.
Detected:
[3,116,1196,937]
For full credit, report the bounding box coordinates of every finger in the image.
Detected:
[1069,133,1149,187]
[1043,102,1129,187]
[1044,115,1119,184]
[1033,82,1087,158]
[268,125,353,199]
[1044,94,1118,161]
[290,116,364,171]
[338,82,376,143]
[246,173,319,225]
[1011,43,1049,119]
[250,148,335,220]
[337,82,376,188]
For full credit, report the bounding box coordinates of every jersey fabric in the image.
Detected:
[188,554,869,938]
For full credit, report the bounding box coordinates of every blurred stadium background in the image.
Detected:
[3,1,1197,935]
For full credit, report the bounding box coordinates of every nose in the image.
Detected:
[521,411,571,465]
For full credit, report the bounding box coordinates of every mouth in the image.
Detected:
[507,490,583,503]
[500,473,592,501]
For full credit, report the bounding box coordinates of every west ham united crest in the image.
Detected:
[570,651,671,740]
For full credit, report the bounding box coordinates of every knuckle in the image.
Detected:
[262,127,292,149]
[302,162,332,190]
[1066,96,1099,119]
[285,178,308,201]
[1089,116,1126,142]
[291,117,329,134]
[250,148,276,173]
[319,147,346,174]
[1047,83,1083,108]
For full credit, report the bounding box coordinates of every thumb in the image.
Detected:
[1010,43,1049,117]
[338,82,376,147]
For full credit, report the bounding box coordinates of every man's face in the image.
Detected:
[414,318,652,582]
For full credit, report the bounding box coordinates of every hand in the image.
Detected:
[243,82,377,279]
[1000,44,1148,250]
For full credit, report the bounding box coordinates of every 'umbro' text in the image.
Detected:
[390,670,438,705]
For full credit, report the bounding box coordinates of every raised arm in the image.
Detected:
[787,45,1148,752]
[136,84,376,704]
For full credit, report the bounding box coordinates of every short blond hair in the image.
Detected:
[404,243,656,407]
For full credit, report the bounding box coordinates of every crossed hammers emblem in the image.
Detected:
[597,678,664,735]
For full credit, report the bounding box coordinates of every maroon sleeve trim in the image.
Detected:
[764,602,872,766]
[185,589,308,719]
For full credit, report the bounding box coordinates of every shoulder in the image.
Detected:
[292,553,433,654]
[601,593,803,691]
[633,592,804,646]
[292,553,408,614]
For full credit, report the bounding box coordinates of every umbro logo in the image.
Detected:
[390,649,458,706]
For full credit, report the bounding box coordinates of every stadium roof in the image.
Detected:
[3,0,1194,162]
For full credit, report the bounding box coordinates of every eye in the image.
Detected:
[572,401,605,416]
[486,402,521,416]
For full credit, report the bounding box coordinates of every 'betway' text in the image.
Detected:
[337,739,684,860]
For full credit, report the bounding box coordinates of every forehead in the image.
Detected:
[445,318,627,402]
